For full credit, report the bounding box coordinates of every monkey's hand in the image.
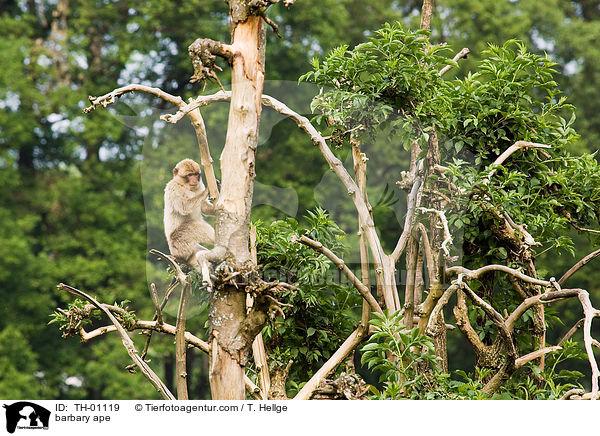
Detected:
[201,197,216,215]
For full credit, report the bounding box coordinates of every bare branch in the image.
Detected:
[515,346,562,368]
[294,326,368,400]
[569,221,600,235]
[420,0,434,31]
[83,84,184,113]
[559,318,585,346]
[558,248,600,286]
[418,207,452,256]
[446,264,550,287]
[149,283,163,326]
[70,317,260,398]
[390,163,424,264]
[297,235,384,316]
[485,141,551,183]
[261,93,396,310]
[426,275,463,335]
[462,283,517,363]
[188,38,233,83]
[57,284,175,400]
[416,223,436,286]
[188,109,220,200]
[161,91,232,124]
[439,48,470,77]
[560,388,586,400]
[505,289,580,332]
[175,283,191,400]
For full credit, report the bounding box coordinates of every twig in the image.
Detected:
[149,283,163,326]
[249,225,271,399]
[569,221,600,235]
[352,141,374,331]
[558,248,600,286]
[439,48,470,77]
[57,283,175,400]
[559,318,585,345]
[161,91,232,124]
[140,279,180,361]
[297,235,384,315]
[251,333,271,400]
[149,249,188,285]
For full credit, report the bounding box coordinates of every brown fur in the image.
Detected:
[164,159,215,263]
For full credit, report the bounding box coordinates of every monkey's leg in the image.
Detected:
[192,249,213,292]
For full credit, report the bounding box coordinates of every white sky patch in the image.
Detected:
[530,29,555,52]
[0,91,21,111]
[64,375,84,388]
[563,59,581,76]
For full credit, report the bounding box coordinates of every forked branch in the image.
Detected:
[57,283,175,400]
[84,85,220,199]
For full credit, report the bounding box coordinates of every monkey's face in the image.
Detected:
[174,159,202,190]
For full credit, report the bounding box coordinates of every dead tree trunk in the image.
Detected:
[206,3,267,400]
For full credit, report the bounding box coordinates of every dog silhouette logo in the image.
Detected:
[3,402,50,433]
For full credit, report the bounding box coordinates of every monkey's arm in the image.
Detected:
[169,187,210,216]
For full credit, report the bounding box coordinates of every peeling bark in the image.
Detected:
[207,9,268,400]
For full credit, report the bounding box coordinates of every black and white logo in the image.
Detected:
[3,402,50,433]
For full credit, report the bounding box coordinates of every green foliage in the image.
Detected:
[306,23,600,399]
[0,327,44,398]
[500,341,587,400]
[360,315,588,400]
[255,209,361,395]
[360,311,448,399]
[440,41,600,262]
[301,22,452,147]
[443,40,571,161]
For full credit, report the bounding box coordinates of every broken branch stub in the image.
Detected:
[188,38,233,83]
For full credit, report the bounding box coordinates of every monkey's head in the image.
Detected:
[173,159,202,190]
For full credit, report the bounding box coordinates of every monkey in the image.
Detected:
[164,159,215,270]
